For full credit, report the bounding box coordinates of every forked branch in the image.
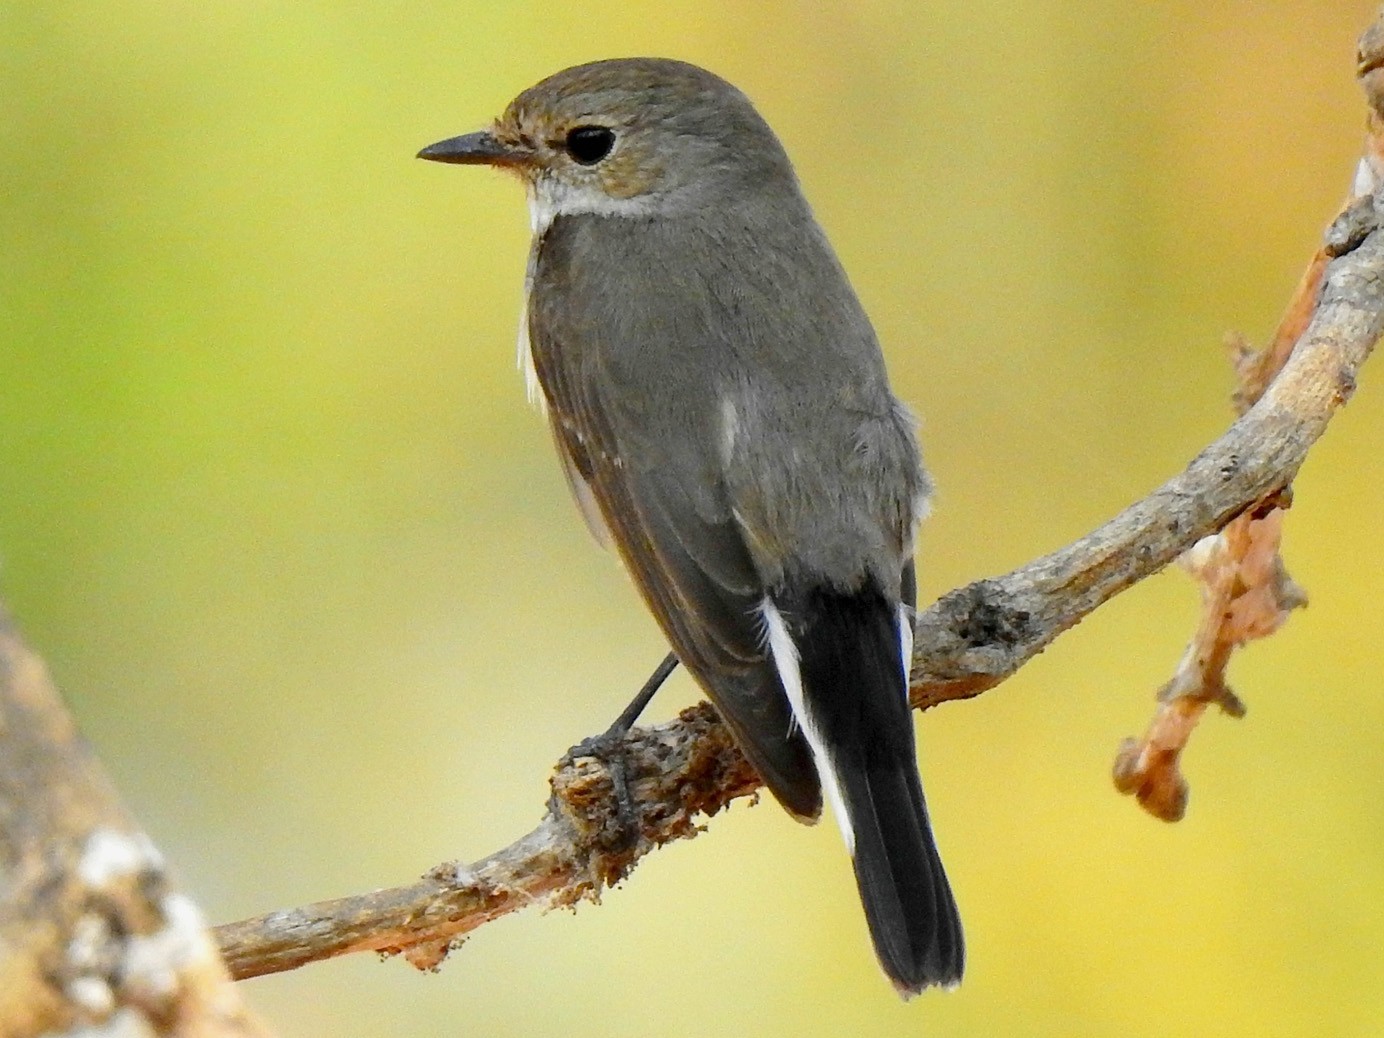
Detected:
[212,15,1384,982]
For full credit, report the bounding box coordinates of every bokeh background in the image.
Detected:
[3,2,1382,1035]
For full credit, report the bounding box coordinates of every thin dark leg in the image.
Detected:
[605,651,679,735]
[562,651,680,851]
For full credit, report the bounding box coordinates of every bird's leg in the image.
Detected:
[608,651,679,734]
[562,652,679,849]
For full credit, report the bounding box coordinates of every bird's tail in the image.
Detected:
[763,585,964,996]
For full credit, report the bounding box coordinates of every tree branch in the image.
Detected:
[0,608,271,1037]
[214,15,1384,985]
[905,189,1378,711]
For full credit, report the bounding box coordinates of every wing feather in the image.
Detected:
[529,219,820,820]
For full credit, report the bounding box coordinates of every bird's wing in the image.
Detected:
[528,222,821,822]
[549,423,613,550]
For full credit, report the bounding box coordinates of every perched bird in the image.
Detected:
[419,57,963,995]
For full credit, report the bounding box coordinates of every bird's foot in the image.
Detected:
[560,726,641,852]
[556,654,680,854]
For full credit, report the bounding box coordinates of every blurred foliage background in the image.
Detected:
[2,1,1382,1035]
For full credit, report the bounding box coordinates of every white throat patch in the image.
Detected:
[525,174,655,236]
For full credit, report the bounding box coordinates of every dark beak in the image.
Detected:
[416,130,523,166]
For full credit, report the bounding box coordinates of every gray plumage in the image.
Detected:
[420,57,963,995]
[527,190,926,815]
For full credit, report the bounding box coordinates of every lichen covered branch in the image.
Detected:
[215,703,757,979]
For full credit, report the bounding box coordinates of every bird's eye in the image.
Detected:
[564,125,616,165]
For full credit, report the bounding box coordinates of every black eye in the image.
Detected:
[565,125,616,165]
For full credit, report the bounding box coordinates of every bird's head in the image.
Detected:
[418,58,798,230]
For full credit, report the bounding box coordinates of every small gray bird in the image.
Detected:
[419,57,963,995]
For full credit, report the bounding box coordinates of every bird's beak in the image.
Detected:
[416,130,526,167]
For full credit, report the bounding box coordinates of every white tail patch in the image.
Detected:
[898,604,915,698]
[761,598,855,853]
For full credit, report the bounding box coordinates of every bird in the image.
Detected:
[418,57,963,996]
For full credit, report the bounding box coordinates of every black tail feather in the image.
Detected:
[790,585,964,995]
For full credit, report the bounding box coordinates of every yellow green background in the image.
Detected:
[3,2,1381,1035]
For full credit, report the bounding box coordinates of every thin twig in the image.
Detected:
[1110,13,1384,822]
